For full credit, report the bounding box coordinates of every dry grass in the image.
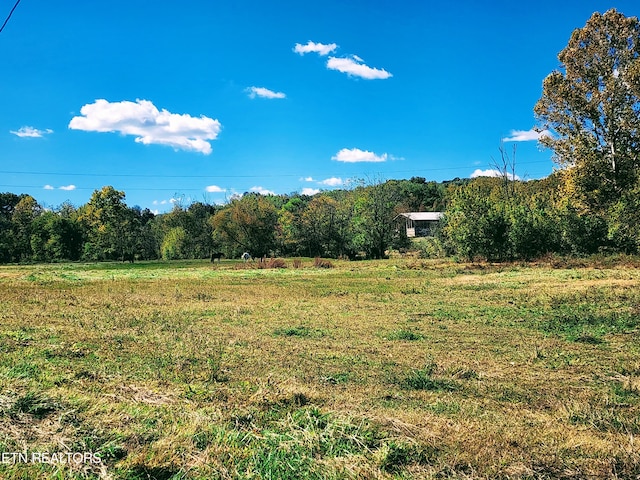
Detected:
[0,258,639,478]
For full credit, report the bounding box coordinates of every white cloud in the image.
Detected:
[68,99,222,155]
[246,86,286,99]
[44,184,77,190]
[502,128,551,142]
[250,186,276,195]
[332,147,388,163]
[301,187,320,196]
[320,177,343,187]
[300,176,314,182]
[11,126,53,138]
[471,169,521,181]
[326,56,392,80]
[294,41,337,56]
[205,185,225,193]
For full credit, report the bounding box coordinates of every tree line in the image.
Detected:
[0,168,637,264]
[1,8,638,264]
[0,178,449,263]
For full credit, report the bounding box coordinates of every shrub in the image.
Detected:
[413,237,446,259]
[314,257,334,268]
[267,258,287,268]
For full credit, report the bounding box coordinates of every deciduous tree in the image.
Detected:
[78,186,134,261]
[11,195,42,261]
[535,8,640,212]
[211,194,278,257]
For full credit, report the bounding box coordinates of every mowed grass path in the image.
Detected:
[0,258,639,479]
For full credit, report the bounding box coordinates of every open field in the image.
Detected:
[0,258,639,479]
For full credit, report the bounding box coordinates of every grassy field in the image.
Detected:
[0,257,639,479]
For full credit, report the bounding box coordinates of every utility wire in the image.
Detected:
[0,0,22,34]
[0,160,552,180]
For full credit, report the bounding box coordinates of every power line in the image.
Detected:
[0,170,300,179]
[0,0,22,34]
[0,185,211,191]
[0,160,554,194]
[0,160,552,180]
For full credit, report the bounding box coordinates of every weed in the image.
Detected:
[400,286,423,294]
[192,430,216,450]
[448,366,480,380]
[398,363,459,392]
[205,341,228,383]
[400,371,458,392]
[194,292,214,301]
[273,326,324,338]
[426,400,461,415]
[98,443,127,461]
[6,362,39,379]
[496,385,533,404]
[386,329,424,341]
[118,464,181,480]
[567,401,640,434]
[612,379,640,403]
[8,392,58,418]
[320,372,350,385]
[285,408,382,456]
[378,441,439,473]
[6,329,33,346]
[534,307,639,342]
[229,410,255,430]
[574,333,604,344]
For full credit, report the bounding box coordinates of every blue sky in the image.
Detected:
[2,0,638,212]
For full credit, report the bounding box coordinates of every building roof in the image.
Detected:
[399,212,444,221]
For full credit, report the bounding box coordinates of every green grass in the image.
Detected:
[272,325,325,338]
[0,258,639,478]
[385,328,424,341]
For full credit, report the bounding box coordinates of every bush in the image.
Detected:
[413,237,446,259]
[508,203,562,260]
[255,258,287,269]
[557,203,609,255]
[314,257,334,268]
[267,258,287,268]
